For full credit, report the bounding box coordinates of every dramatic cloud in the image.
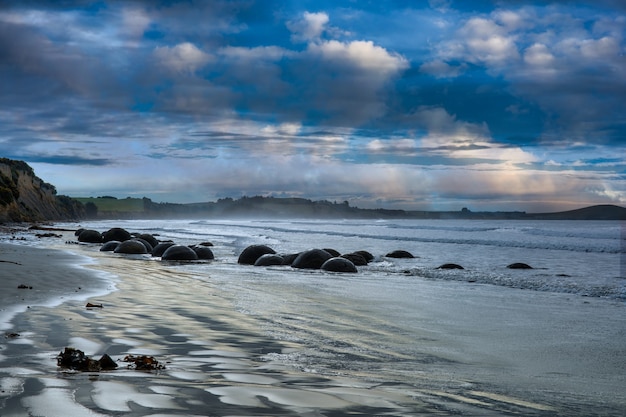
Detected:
[0,1,624,211]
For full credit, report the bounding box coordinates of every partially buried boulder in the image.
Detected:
[137,233,159,248]
[507,262,533,269]
[152,242,175,257]
[291,249,333,269]
[114,240,148,254]
[254,254,285,266]
[238,244,276,265]
[132,238,153,253]
[191,245,214,260]
[102,227,131,243]
[321,257,358,273]
[385,250,415,259]
[78,229,102,243]
[100,241,121,252]
[353,250,374,263]
[341,252,368,266]
[162,245,199,261]
[437,263,464,270]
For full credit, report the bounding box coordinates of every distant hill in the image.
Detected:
[526,204,626,220]
[77,195,626,221]
[0,158,84,222]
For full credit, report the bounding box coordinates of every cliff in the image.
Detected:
[0,158,85,223]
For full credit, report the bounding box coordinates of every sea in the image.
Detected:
[3,218,626,416]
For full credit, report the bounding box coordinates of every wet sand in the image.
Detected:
[1,230,625,416]
[1,237,438,416]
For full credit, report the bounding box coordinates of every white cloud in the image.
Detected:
[153,42,212,74]
[308,40,409,76]
[458,17,520,66]
[287,11,329,42]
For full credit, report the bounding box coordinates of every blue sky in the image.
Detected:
[0,0,624,212]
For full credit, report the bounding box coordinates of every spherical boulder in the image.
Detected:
[78,229,102,243]
[323,248,341,257]
[321,257,358,273]
[254,254,285,266]
[74,228,85,236]
[385,250,414,259]
[100,241,121,252]
[137,234,159,248]
[152,242,175,257]
[437,263,464,270]
[353,250,374,263]
[162,245,199,261]
[341,253,368,266]
[507,262,533,269]
[114,240,148,254]
[238,245,276,265]
[102,227,131,243]
[291,249,333,270]
[192,245,214,260]
[132,238,153,253]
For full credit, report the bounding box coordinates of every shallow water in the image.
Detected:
[1,218,625,416]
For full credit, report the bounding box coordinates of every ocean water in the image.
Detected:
[4,218,626,415]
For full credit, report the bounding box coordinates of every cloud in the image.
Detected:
[153,42,212,74]
[287,11,329,42]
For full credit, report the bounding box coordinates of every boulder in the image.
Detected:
[192,245,214,260]
[507,262,533,269]
[133,238,154,253]
[238,244,276,265]
[162,245,199,261]
[100,241,121,252]
[323,248,341,257]
[102,227,131,243]
[152,242,175,257]
[114,240,148,254]
[385,250,414,259]
[78,229,102,243]
[254,254,285,266]
[137,233,159,248]
[437,263,464,270]
[353,250,374,262]
[341,253,368,266]
[321,257,358,273]
[291,249,333,269]
[281,253,300,265]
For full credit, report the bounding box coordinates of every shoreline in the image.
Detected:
[2,225,625,416]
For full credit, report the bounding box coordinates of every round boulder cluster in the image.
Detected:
[238,244,276,265]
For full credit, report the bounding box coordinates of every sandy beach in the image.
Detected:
[1,226,625,416]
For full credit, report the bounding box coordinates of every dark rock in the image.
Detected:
[281,253,299,265]
[507,262,533,269]
[102,227,131,243]
[114,240,148,254]
[152,242,176,257]
[162,245,199,261]
[341,253,368,266]
[78,229,102,243]
[254,254,285,266]
[74,228,84,236]
[385,250,414,259]
[192,245,214,260]
[98,354,118,370]
[100,241,121,252]
[323,248,341,257]
[137,233,159,248]
[437,263,464,270]
[353,250,374,262]
[292,249,333,269]
[198,241,213,247]
[321,257,358,273]
[238,244,276,265]
[133,238,153,253]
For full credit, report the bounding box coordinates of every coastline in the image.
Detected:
[1,225,625,416]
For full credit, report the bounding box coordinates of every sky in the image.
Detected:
[0,0,625,212]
